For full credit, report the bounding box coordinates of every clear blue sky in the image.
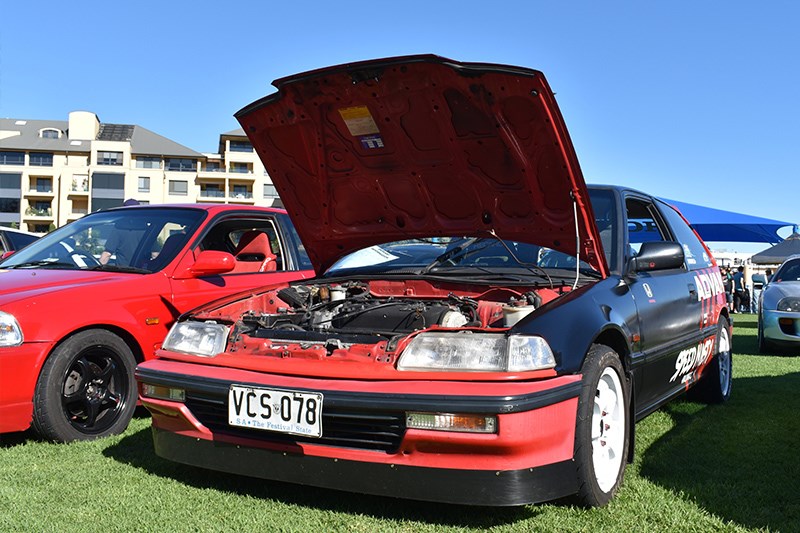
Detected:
[1,1,797,250]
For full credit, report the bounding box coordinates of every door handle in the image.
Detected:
[688,283,697,298]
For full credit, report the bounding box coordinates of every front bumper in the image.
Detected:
[136,360,582,506]
[0,342,53,433]
[762,309,800,347]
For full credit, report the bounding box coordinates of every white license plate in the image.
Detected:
[228,385,323,438]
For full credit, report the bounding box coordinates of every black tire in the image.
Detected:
[32,329,137,442]
[757,315,771,354]
[688,317,732,404]
[574,344,630,507]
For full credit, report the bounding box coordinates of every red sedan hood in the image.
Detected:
[0,268,120,303]
[237,55,605,275]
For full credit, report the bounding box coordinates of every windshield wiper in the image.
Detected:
[3,260,77,269]
[421,237,482,274]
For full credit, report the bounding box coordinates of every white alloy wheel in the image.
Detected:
[717,323,732,397]
[592,366,626,493]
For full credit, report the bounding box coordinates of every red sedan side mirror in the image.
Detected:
[174,250,236,279]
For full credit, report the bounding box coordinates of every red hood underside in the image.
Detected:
[236,55,605,275]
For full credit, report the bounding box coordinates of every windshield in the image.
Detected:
[327,237,599,281]
[0,208,205,273]
[774,258,800,283]
[327,188,617,281]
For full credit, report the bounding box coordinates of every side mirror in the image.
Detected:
[173,250,235,279]
[632,241,685,272]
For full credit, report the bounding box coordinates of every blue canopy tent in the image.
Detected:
[662,198,794,244]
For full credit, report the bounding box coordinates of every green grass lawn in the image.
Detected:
[1,314,798,532]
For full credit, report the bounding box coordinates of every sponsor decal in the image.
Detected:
[643,283,653,298]
[693,271,725,302]
[359,134,385,149]
[670,336,715,383]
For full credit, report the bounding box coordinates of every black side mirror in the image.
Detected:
[632,241,685,272]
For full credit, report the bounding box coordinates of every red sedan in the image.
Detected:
[0,204,312,441]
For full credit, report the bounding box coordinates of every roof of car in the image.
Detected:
[0,226,38,236]
[101,203,289,216]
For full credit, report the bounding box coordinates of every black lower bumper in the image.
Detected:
[152,428,578,506]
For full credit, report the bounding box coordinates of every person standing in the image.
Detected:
[732,266,746,313]
[722,267,734,310]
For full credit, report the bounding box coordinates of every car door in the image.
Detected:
[623,194,706,413]
[166,213,313,330]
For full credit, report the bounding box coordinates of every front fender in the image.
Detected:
[512,277,636,373]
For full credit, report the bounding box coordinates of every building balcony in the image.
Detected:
[197,190,226,202]
[228,191,255,203]
[197,168,227,178]
[24,207,54,218]
[26,188,55,197]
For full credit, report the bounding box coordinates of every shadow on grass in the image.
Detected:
[103,426,544,527]
[0,406,152,448]
[639,372,800,532]
[0,429,34,448]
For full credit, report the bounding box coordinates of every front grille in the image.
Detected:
[185,391,406,453]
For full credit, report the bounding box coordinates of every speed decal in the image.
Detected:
[670,336,715,384]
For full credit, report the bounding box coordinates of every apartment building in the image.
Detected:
[0,111,281,232]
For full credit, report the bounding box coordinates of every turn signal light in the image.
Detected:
[141,383,185,402]
[405,412,497,433]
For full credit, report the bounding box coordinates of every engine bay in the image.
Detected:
[193,279,571,363]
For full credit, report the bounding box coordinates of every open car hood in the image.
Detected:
[236,55,606,275]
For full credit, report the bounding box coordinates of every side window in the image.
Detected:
[588,188,618,272]
[6,231,38,250]
[657,202,713,270]
[625,198,668,256]
[199,218,286,271]
[279,214,313,271]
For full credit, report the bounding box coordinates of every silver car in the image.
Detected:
[758,254,800,352]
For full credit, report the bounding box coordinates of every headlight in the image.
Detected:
[777,297,800,312]
[0,311,23,347]
[397,332,555,372]
[162,321,230,357]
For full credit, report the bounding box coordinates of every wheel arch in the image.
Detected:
[47,323,146,366]
[589,326,636,464]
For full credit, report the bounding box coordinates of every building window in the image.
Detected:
[138,176,150,193]
[0,198,20,213]
[169,180,188,195]
[98,151,123,166]
[205,161,222,172]
[29,152,54,167]
[34,177,53,193]
[231,185,251,198]
[40,129,60,139]
[230,162,251,174]
[0,151,25,165]
[263,184,278,199]
[136,156,161,169]
[200,183,224,198]
[165,158,196,172]
[229,140,253,152]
